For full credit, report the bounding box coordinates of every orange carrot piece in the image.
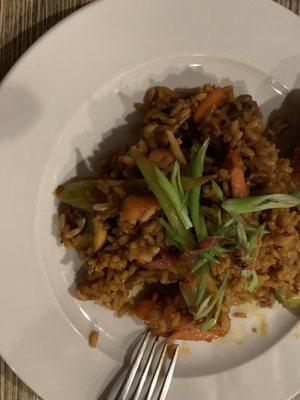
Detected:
[169,323,222,341]
[119,194,160,224]
[194,88,225,123]
[135,299,156,323]
[228,148,248,198]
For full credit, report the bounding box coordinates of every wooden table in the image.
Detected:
[0,0,300,398]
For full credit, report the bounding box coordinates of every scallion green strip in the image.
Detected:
[155,166,192,230]
[159,218,194,250]
[201,271,229,331]
[222,192,300,214]
[188,137,210,241]
[195,295,212,320]
[134,150,195,247]
[236,215,248,249]
[171,161,185,203]
[214,217,236,237]
[191,257,207,273]
[212,180,224,201]
[217,209,222,227]
[196,264,210,305]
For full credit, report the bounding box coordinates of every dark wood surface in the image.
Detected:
[0,0,299,398]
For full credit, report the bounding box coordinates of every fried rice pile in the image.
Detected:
[55,84,300,341]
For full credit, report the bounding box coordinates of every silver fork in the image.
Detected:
[114,331,179,400]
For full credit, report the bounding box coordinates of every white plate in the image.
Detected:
[1,0,300,399]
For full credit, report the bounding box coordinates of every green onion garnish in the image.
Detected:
[212,180,224,201]
[159,218,194,250]
[214,217,236,237]
[201,270,229,331]
[154,166,192,230]
[134,150,195,248]
[196,264,210,305]
[188,138,210,241]
[171,161,185,204]
[222,192,300,214]
[236,215,248,249]
[195,295,212,320]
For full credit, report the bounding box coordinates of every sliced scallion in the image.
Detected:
[188,137,210,241]
[196,264,210,305]
[155,166,192,230]
[134,150,195,247]
[159,218,194,250]
[222,192,300,214]
[212,180,224,201]
[201,271,229,331]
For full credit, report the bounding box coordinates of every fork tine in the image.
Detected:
[157,345,179,400]
[132,336,159,400]
[114,331,151,400]
[144,340,168,400]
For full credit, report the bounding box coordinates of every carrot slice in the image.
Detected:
[194,88,225,123]
[135,299,156,323]
[228,148,248,198]
[169,323,222,341]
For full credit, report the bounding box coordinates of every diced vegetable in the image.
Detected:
[135,299,156,323]
[188,138,210,241]
[119,194,160,224]
[169,323,223,341]
[222,192,300,214]
[274,289,300,308]
[194,88,225,123]
[228,149,248,198]
[241,269,259,292]
[55,180,97,211]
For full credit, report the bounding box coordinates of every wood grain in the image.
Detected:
[0,0,299,399]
